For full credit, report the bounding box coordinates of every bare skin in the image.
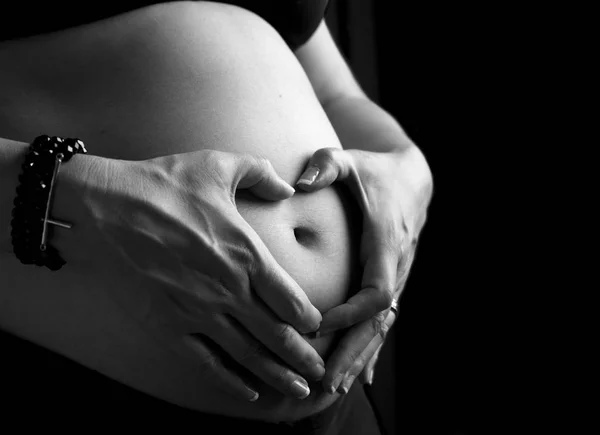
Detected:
[0,2,363,422]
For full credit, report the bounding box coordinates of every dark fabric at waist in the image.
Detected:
[0,0,330,51]
[0,328,381,434]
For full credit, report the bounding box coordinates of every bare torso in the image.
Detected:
[0,1,361,422]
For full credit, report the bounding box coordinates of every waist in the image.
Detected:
[0,1,360,422]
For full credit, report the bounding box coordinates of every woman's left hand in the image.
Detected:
[295,145,432,393]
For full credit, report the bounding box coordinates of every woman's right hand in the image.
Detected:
[54,149,324,401]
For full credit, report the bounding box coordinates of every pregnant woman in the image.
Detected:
[0,1,433,433]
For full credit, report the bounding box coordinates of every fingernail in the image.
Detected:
[328,373,344,395]
[291,379,311,399]
[327,384,336,394]
[248,389,259,402]
[336,374,348,394]
[281,183,296,196]
[297,166,319,186]
[367,370,374,386]
[339,374,355,394]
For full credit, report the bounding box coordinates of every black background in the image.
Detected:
[327,2,527,434]
[0,1,539,433]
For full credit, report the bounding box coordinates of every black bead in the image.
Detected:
[11,134,84,271]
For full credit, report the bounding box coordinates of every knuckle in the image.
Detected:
[289,303,310,331]
[165,292,199,323]
[206,276,241,311]
[369,316,382,337]
[228,243,256,277]
[251,155,273,172]
[240,342,264,362]
[274,367,291,387]
[344,346,363,367]
[199,352,220,374]
[350,348,370,371]
[315,147,337,166]
[205,150,229,172]
[210,237,255,287]
[370,312,389,340]
[275,323,295,350]
[259,155,273,168]
[238,236,264,276]
[374,290,394,312]
[353,352,369,370]
[249,253,269,282]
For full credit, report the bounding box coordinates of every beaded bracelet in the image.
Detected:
[11,135,88,271]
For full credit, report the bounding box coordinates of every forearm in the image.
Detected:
[0,136,109,261]
[0,138,29,254]
[323,95,415,154]
[323,95,433,193]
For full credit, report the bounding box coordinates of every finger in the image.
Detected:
[295,147,354,191]
[236,155,296,200]
[250,242,322,333]
[236,302,325,381]
[367,345,384,384]
[340,308,397,392]
[339,339,382,394]
[182,335,259,402]
[318,240,397,334]
[322,312,388,393]
[209,316,314,400]
[358,343,382,385]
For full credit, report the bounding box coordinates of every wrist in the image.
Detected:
[50,151,115,265]
[391,145,434,204]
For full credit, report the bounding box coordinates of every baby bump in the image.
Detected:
[0,1,340,175]
[0,1,361,421]
[237,183,362,356]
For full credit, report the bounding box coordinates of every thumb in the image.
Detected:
[295,147,353,192]
[236,156,296,200]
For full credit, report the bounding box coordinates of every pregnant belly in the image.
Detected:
[0,1,361,422]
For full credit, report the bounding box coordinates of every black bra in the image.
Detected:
[0,0,330,50]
